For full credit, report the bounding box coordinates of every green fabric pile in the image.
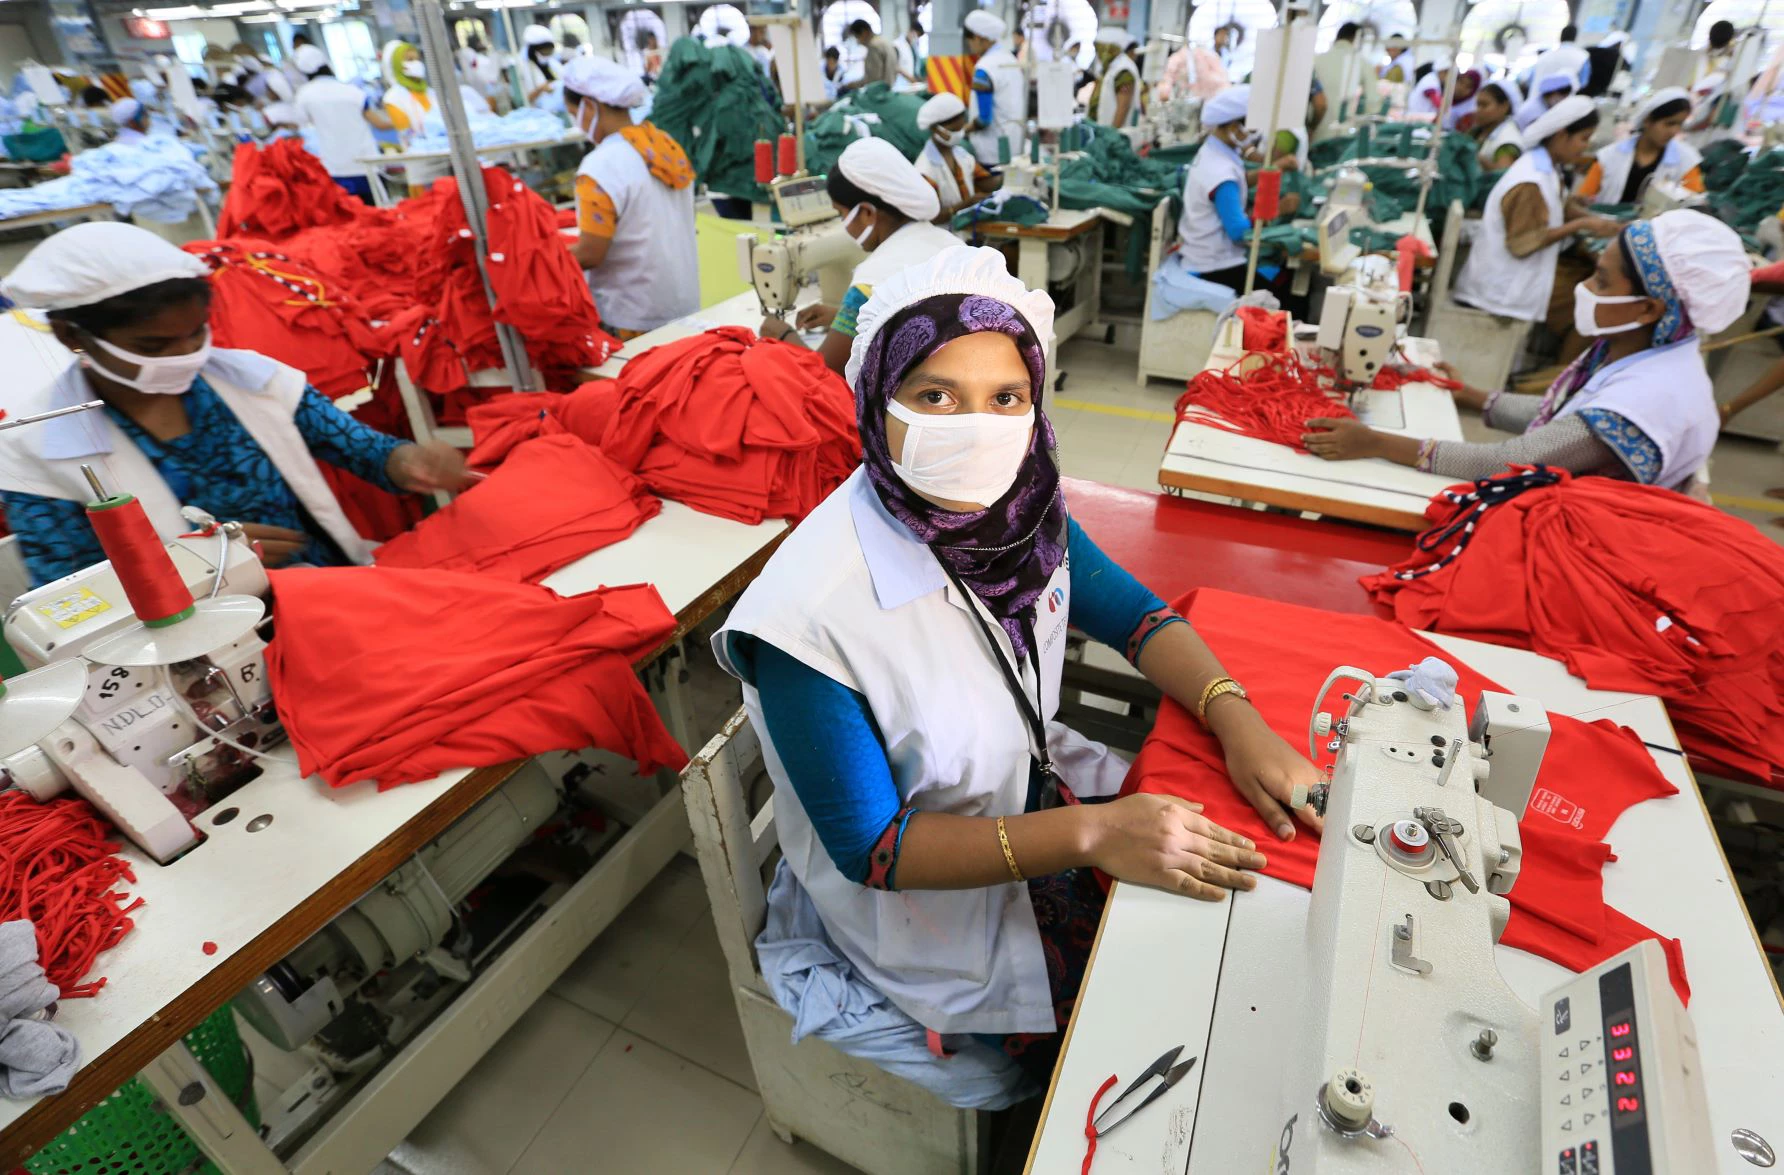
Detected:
[950,192,1049,231]
[803,83,930,177]
[1707,147,1784,235]
[1052,124,1186,279]
[651,38,786,204]
[1699,139,1750,192]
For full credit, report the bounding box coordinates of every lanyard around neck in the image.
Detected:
[940,564,1059,810]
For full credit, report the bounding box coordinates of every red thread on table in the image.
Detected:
[202,941,218,956]
[1371,365,1461,392]
[85,495,195,624]
[1234,305,1288,352]
[1176,350,1354,452]
[0,791,143,998]
[1081,1072,1118,1174]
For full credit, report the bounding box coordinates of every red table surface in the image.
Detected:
[1063,477,1407,615]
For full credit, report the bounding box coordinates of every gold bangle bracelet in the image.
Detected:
[997,815,1024,883]
[1196,675,1237,720]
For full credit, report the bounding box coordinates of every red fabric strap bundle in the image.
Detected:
[1363,468,1784,783]
[1122,587,1691,1004]
[0,791,143,998]
[1176,350,1354,452]
[1370,364,1461,392]
[374,433,660,582]
[1234,304,1287,352]
[265,566,687,789]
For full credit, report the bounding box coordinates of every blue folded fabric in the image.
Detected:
[0,132,216,223]
[403,105,570,154]
[1150,251,1240,320]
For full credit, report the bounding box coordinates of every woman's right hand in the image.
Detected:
[1085,793,1267,901]
[239,523,309,567]
[795,303,838,331]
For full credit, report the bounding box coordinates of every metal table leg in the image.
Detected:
[141,1039,285,1174]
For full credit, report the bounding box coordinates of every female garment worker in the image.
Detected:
[1575,88,1702,206]
[1303,210,1746,494]
[1449,97,1620,323]
[964,10,1026,166]
[0,223,472,586]
[1090,27,1142,128]
[1470,78,1524,171]
[565,58,699,339]
[1170,86,1301,295]
[913,92,997,221]
[722,248,1320,1094]
[758,137,959,375]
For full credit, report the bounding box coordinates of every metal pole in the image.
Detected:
[1241,16,1295,296]
[1410,51,1458,229]
[414,0,541,391]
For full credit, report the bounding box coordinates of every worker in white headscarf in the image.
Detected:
[1406,51,1453,117]
[1168,86,1268,294]
[1515,70,1578,131]
[109,97,150,145]
[1091,28,1142,127]
[1308,211,1745,496]
[0,223,472,588]
[758,137,960,376]
[913,92,996,220]
[964,10,1025,166]
[1380,34,1414,83]
[1471,77,1524,170]
[564,57,698,338]
[291,43,394,202]
[379,41,491,188]
[1576,89,1703,206]
[520,24,560,104]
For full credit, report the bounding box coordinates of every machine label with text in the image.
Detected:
[1530,787,1586,829]
[98,692,171,735]
[37,587,111,629]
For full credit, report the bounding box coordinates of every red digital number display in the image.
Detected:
[1610,1022,1631,1038]
[1617,1096,1641,1113]
[1612,1046,1633,1062]
[1615,1071,1637,1086]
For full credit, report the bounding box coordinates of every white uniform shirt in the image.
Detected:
[1555,338,1718,490]
[1592,136,1702,206]
[914,139,981,212]
[293,76,378,178]
[969,44,1027,166]
[576,133,700,333]
[1093,53,1139,127]
[1451,146,1564,321]
[1477,119,1523,168]
[1175,134,1249,274]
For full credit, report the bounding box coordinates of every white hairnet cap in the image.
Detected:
[846,245,1053,389]
[2,222,209,311]
[1095,27,1138,48]
[838,136,941,223]
[964,10,1006,41]
[109,97,143,126]
[1484,75,1523,108]
[1536,72,1575,97]
[522,25,555,46]
[1427,50,1454,73]
[917,92,966,130]
[1633,86,1690,127]
[1202,85,1249,127]
[293,44,328,76]
[562,57,647,107]
[1651,210,1751,335]
[1522,93,1594,148]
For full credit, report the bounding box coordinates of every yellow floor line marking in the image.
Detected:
[1711,493,1784,514]
[1052,396,1176,424]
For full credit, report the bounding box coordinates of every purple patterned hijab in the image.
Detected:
[854,292,1068,659]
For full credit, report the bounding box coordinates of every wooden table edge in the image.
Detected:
[1022,879,1121,1174]
[1156,468,1427,532]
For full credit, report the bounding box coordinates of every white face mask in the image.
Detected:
[83,328,212,395]
[844,203,876,248]
[886,399,1034,508]
[576,98,599,142]
[934,125,964,147]
[402,60,426,79]
[1573,283,1648,338]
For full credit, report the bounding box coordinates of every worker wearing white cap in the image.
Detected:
[1406,51,1453,118]
[291,43,394,201]
[520,24,559,104]
[758,136,959,376]
[564,57,698,337]
[1577,89,1702,207]
[378,41,491,187]
[1091,27,1142,127]
[1168,85,1267,293]
[1309,210,1745,495]
[108,97,149,145]
[0,223,472,588]
[1470,76,1524,170]
[963,10,1025,166]
[913,92,996,219]
[1450,96,1620,323]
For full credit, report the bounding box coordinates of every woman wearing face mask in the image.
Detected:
[1448,96,1621,323]
[564,58,698,338]
[758,137,960,375]
[1575,89,1702,207]
[0,223,472,588]
[379,41,490,188]
[912,93,997,221]
[1303,210,1746,493]
[720,248,1318,1097]
[1167,86,1300,296]
[519,25,560,104]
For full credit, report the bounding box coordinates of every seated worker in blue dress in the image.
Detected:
[0,222,473,586]
[1301,210,1748,496]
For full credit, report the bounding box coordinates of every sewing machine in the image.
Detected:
[1316,167,1372,277]
[1316,254,1407,393]
[1638,178,1708,217]
[1148,95,1201,150]
[739,174,863,316]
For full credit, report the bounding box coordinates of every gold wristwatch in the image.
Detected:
[1196,676,1249,725]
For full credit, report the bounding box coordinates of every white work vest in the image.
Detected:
[0,332,375,566]
[914,140,980,212]
[969,44,1027,166]
[1093,53,1139,127]
[1175,135,1249,274]
[850,221,964,292]
[1451,147,1564,322]
[1477,119,1522,168]
[714,470,1127,1035]
[576,132,701,333]
[293,76,378,178]
[1555,338,1718,491]
[1593,136,1702,206]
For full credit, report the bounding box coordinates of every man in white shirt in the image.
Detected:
[290,44,393,202]
[894,22,924,92]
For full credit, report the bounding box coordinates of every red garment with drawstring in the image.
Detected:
[1122,588,1691,1004]
[265,566,687,789]
[1363,469,1784,783]
[1176,350,1354,453]
[373,434,660,582]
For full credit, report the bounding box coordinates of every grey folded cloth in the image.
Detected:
[0,920,80,1099]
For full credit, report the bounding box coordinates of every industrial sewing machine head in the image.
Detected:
[1273,664,1714,1174]
[1315,253,1407,396]
[1,466,277,864]
[739,174,864,318]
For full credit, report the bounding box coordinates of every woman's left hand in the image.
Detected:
[1210,702,1323,840]
[1302,417,1383,460]
[388,441,476,494]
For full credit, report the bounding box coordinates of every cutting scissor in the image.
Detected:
[1090,1044,1199,1138]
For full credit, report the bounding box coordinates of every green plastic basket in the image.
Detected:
[24,1007,261,1175]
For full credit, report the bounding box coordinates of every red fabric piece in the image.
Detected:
[1252,169,1281,222]
[373,433,660,582]
[1176,350,1354,452]
[1235,304,1288,352]
[1122,587,1690,1003]
[1503,905,1692,1006]
[217,139,366,239]
[1363,468,1784,783]
[265,565,687,789]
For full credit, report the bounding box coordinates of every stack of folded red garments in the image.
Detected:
[1364,468,1784,784]
[374,433,660,582]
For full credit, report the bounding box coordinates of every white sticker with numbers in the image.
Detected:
[37,587,111,629]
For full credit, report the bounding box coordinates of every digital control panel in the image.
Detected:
[771,175,837,229]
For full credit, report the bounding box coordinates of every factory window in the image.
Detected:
[1187,0,1278,83]
[617,9,669,75]
[696,3,751,46]
[321,19,379,82]
[1692,0,1784,52]
[1029,0,1100,70]
[1459,0,1569,75]
[1315,0,1415,54]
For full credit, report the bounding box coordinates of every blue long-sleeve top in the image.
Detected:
[1211,180,1252,243]
[1,377,405,586]
[726,518,1184,889]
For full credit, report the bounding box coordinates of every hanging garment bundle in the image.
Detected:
[1122,587,1692,1004]
[265,565,687,789]
[1362,467,1784,783]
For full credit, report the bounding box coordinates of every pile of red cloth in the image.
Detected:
[216,139,367,239]
[1122,587,1692,1004]
[374,434,660,582]
[1177,350,1354,453]
[1363,468,1784,783]
[467,327,861,524]
[265,565,687,789]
